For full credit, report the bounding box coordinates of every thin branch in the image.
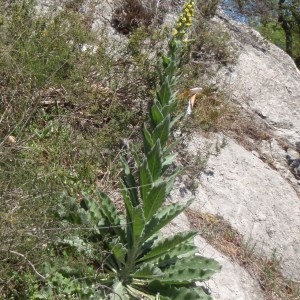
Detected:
[8,250,46,281]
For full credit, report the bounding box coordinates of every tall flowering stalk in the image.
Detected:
[172,0,195,38]
[42,1,221,299]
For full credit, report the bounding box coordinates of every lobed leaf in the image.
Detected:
[147,140,162,181]
[152,114,170,149]
[138,231,197,263]
[148,281,213,300]
[143,180,167,222]
[98,190,126,242]
[152,244,198,268]
[142,124,154,154]
[160,256,221,284]
[150,103,164,127]
[156,79,171,107]
[142,199,194,242]
[109,242,127,265]
[120,157,139,207]
[132,263,163,279]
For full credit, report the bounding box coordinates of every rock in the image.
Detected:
[214,11,300,145]
[163,212,264,300]
[184,134,300,281]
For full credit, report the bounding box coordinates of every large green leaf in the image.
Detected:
[151,244,198,268]
[132,263,163,279]
[109,242,127,265]
[161,98,178,117]
[138,231,197,263]
[111,279,129,300]
[147,140,162,181]
[82,194,106,229]
[142,199,194,242]
[156,79,171,106]
[148,281,213,300]
[160,256,221,284]
[139,159,153,204]
[142,124,154,154]
[98,190,126,242]
[150,103,164,126]
[143,180,167,222]
[152,114,170,149]
[164,168,181,196]
[120,157,139,207]
[121,181,134,220]
[131,205,146,246]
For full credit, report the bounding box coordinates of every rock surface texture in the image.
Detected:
[169,10,300,299]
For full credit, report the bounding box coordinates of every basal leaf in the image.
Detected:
[98,190,126,242]
[139,159,153,204]
[132,263,163,279]
[138,231,197,263]
[82,193,106,227]
[142,199,194,242]
[121,181,133,220]
[148,281,213,300]
[111,279,129,300]
[120,157,139,207]
[160,256,221,284]
[151,244,198,268]
[131,205,146,245]
[109,242,127,265]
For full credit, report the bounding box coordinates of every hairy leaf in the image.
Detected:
[150,103,164,126]
[160,256,221,284]
[148,281,213,300]
[147,140,162,181]
[132,263,163,279]
[152,114,170,149]
[138,231,197,263]
[152,244,198,268]
[98,190,126,242]
[143,180,167,221]
[156,79,171,106]
[109,242,127,265]
[120,157,139,207]
[139,159,153,203]
[130,206,146,249]
[142,124,154,154]
[142,199,194,242]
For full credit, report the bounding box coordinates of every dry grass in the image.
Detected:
[185,209,300,300]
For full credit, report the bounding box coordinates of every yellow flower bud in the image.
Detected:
[172,28,178,36]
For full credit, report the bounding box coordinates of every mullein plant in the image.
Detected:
[41,1,221,299]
